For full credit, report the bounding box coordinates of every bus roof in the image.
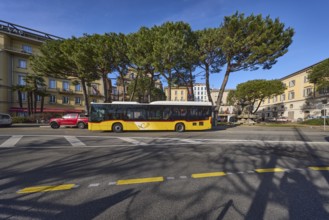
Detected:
[91,101,213,106]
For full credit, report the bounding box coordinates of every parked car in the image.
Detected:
[0,113,12,127]
[49,113,88,129]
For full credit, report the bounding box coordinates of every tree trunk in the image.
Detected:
[130,71,139,101]
[167,70,172,101]
[188,69,194,101]
[18,91,23,108]
[81,78,90,115]
[215,64,231,111]
[205,64,213,104]
[102,72,109,102]
[107,78,112,103]
[40,96,44,113]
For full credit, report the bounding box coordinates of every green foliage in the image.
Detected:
[152,21,195,100]
[215,12,294,109]
[230,79,286,114]
[11,117,33,123]
[301,119,329,125]
[308,59,329,91]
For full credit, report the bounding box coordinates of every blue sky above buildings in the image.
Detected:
[1,0,328,89]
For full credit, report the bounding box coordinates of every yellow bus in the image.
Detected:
[88,101,213,132]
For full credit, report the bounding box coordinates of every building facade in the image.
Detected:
[193,83,208,102]
[256,59,329,122]
[164,86,188,101]
[0,20,104,117]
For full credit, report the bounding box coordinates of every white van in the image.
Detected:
[0,113,12,127]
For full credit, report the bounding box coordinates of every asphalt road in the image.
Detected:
[1,125,329,219]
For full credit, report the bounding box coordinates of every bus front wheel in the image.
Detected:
[175,123,185,132]
[112,123,123,133]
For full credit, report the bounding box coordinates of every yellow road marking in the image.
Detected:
[255,168,285,173]
[17,184,76,194]
[117,177,164,185]
[191,172,226,178]
[309,166,329,171]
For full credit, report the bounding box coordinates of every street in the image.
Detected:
[1,125,329,219]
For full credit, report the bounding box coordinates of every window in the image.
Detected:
[91,84,99,95]
[63,96,69,104]
[303,87,313,97]
[280,94,285,101]
[49,95,56,103]
[63,81,70,91]
[304,75,309,83]
[49,79,56,89]
[289,80,295,87]
[175,91,178,95]
[20,92,26,101]
[268,98,270,104]
[290,104,293,109]
[181,91,184,95]
[288,91,295,100]
[18,59,27,68]
[22,45,32,53]
[319,87,329,95]
[18,75,26,85]
[273,96,277,103]
[75,97,81,104]
[75,83,81,91]
[36,95,41,102]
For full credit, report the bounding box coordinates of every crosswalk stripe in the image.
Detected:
[64,136,86,147]
[117,137,147,145]
[0,135,23,147]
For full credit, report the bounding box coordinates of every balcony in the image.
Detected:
[58,88,74,94]
[1,46,33,57]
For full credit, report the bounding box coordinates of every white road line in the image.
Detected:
[179,139,203,144]
[117,137,147,145]
[64,136,86,147]
[108,182,116,185]
[167,177,175,180]
[88,183,100,187]
[0,135,23,147]
[180,176,188,179]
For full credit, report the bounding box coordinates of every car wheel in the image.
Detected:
[112,123,123,133]
[50,122,60,129]
[175,123,185,132]
[77,122,86,129]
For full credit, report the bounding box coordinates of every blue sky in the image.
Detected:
[1,0,328,89]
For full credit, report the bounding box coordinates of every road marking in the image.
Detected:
[64,136,86,147]
[117,137,147,145]
[309,166,329,171]
[179,176,188,179]
[108,182,116,185]
[88,183,100,187]
[0,135,23,147]
[255,168,285,173]
[191,172,226,179]
[178,139,203,144]
[167,177,175,180]
[17,184,76,194]
[117,177,164,185]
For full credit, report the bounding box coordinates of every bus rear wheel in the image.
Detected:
[175,123,185,132]
[112,123,123,133]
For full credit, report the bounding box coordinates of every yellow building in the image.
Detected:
[164,86,188,101]
[0,20,104,117]
[256,59,329,121]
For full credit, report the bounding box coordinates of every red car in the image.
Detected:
[49,113,88,129]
